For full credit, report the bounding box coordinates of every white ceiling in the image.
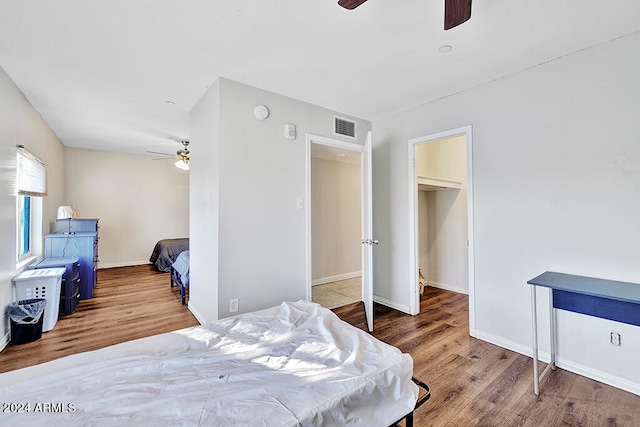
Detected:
[1,1,639,156]
[311,142,361,165]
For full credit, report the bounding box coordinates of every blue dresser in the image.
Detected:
[55,218,99,234]
[45,219,99,300]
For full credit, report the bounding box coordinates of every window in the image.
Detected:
[16,146,46,262]
[17,195,32,258]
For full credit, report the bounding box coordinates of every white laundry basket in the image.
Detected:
[12,268,65,332]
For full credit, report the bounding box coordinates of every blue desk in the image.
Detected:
[527,271,640,395]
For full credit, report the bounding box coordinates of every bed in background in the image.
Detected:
[170,250,189,304]
[0,300,428,426]
[149,238,189,272]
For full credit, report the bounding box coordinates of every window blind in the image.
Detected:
[17,145,47,197]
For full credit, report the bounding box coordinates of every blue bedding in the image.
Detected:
[172,250,190,286]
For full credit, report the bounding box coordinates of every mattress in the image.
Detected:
[0,300,418,426]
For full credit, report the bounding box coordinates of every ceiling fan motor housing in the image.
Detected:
[177,140,190,157]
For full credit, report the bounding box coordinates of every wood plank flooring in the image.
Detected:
[0,265,198,373]
[333,286,640,427]
[1,265,639,426]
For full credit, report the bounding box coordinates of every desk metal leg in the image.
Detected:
[531,285,540,395]
[549,290,556,372]
[532,286,558,396]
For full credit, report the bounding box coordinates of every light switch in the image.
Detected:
[296,198,304,209]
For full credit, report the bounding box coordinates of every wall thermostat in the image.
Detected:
[284,123,296,139]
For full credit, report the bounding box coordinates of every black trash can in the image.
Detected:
[6,298,47,345]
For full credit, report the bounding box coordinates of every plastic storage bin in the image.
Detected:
[6,298,47,344]
[12,268,64,332]
[29,257,80,315]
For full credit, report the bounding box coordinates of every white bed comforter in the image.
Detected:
[0,300,418,426]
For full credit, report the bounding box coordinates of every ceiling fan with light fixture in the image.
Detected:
[148,140,190,170]
[337,0,472,30]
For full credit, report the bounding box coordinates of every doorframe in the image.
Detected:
[305,133,365,303]
[407,125,476,336]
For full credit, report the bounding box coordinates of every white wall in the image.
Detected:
[0,66,66,348]
[189,77,371,322]
[416,136,468,294]
[311,157,361,283]
[64,147,189,268]
[373,32,640,394]
[188,79,220,323]
[417,191,429,287]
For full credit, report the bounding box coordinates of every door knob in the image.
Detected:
[361,239,380,245]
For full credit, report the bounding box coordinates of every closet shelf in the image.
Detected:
[417,176,462,191]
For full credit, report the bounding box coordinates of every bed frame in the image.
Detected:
[170,265,188,305]
[393,377,431,427]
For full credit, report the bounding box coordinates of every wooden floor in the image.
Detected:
[0,265,198,373]
[1,266,639,426]
[334,286,640,426]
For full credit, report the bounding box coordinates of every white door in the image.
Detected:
[361,131,375,332]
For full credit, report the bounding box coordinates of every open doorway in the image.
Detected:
[308,139,362,309]
[408,126,475,335]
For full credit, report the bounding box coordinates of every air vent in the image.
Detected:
[334,116,356,138]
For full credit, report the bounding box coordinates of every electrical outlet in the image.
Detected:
[610,331,621,346]
[229,298,239,313]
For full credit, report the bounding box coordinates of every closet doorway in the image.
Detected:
[306,136,363,311]
[408,126,476,335]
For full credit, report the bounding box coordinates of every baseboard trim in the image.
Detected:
[427,281,469,295]
[187,302,206,325]
[474,330,533,358]
[556,356,640,396]
[373,295,412,315]
[98,261,151,269]
[312,271,361,286]
[0,331,10,354]
[474,329,640,396]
